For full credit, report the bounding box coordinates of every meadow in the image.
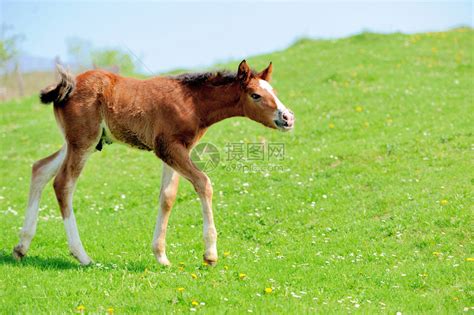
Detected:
[0,28,472,313]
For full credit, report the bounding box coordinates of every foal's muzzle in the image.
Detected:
[274,109,295,131]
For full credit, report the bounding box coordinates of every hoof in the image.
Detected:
[70,252,92,266]
[12,245,26,261]
[203,254,218,266]
[80,259,93,266]
[156,255,171,266]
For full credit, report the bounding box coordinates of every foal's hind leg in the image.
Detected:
[53,146,93,265]
[13,146,67,260]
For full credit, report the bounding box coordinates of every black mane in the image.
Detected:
[172,69,257,87]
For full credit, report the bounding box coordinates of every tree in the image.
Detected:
[91,49,135,75]
[0,25,22,73]
[65,37,137,75]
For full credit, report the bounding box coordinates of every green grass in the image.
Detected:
[0,28,473,313]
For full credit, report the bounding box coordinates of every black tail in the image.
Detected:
[40,65,75,105]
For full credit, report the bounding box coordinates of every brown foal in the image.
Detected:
[13,60,295,266]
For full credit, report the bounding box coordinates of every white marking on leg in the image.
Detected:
[199,176,217,264]
[64,211,91,265]
[152,164,179,266]
[14,146,67,258]
[201,204,217,263]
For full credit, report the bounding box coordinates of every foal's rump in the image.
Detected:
[40,68,161,151]
[40,68,112,149]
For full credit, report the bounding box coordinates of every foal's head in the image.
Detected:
[237,60,295,131]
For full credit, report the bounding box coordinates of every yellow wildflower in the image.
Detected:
[264,287,273,294]
[191,300,199,306]
[329,123,335,129]
[355,106,363,112]
[224,251,231,257]
[239,273,247,280]
[224,265,229,270]
[440,199,448,206]
[177,287,185,293]
[76,305,85,312]
[202,261,209,266]
[432,252,442,256]
[191,273,197,279]
[106,307,114,315]
[466,257,474,262]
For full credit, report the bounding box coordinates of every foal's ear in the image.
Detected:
[258,62,273,82]
[237,60,251,86]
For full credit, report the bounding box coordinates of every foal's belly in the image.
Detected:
[100,119,154,151]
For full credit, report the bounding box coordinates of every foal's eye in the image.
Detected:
[250,93,261,100]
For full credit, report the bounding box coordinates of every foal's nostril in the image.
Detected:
[277,110,294,129]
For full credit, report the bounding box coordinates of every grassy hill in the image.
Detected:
[0,28,472,313]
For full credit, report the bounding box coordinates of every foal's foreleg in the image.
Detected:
[13,146,67,260]
[53,147,92,265]
[152,163,180,266]
[155,143,218,265]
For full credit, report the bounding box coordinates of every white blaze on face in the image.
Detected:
[258,79,287,112]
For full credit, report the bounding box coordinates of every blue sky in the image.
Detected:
[1,1,472,73]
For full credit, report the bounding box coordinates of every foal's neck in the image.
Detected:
[192,83,244,128]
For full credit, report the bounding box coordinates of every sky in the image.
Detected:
[1,0,472,73]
